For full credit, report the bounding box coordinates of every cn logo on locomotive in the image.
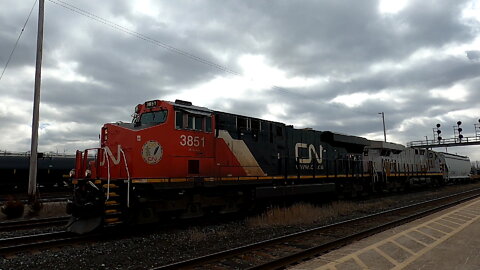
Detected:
[295,143,323,164]
[141,140,163,164]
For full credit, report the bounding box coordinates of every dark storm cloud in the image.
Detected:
[466,50,480,61]
[232,0,475,77]
[303,55,480,102]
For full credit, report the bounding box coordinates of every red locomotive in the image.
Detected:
[67,99,454,233]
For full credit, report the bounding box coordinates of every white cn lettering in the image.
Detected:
[295,143,322,164]
[100,145,122,165]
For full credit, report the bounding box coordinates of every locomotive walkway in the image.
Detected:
[292,196,480,269]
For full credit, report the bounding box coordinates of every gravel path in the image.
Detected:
[1,182,480,270]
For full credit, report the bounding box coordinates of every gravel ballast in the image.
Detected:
[1,182,480,269]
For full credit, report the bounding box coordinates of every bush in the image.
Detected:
[1,196,25,219]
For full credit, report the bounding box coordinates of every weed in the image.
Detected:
[247,199,395,228]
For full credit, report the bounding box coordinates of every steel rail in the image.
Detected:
[154,187,480,270]
[0,216,70,231]
[0,230,99,255]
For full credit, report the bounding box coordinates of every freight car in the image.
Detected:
[0,153,75,193]
[66,100,459,234]
[437,152,471,182]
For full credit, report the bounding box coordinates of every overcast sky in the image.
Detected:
[1,0,480,162]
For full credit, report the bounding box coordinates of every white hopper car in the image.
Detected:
[438,152,471,182]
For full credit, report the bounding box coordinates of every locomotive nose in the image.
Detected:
[67,179,105,234]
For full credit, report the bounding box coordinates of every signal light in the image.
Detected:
[436,130,441,134]
[437,136,442,141]
[436,123,441,128]
[457,121,463,140]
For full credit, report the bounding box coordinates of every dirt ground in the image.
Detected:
[0,201,68,221]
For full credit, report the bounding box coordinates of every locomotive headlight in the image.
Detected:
[85,169,92,178]
[69,169,76,178]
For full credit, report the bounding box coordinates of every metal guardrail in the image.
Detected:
[408,136,480,148]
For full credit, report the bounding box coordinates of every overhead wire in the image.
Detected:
[46,0,305,97]
[0,0,38,82]
[47,0,240,76]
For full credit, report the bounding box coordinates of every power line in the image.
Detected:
[0,0,38,82]
[47,0,304,98]
[48,0,240,76]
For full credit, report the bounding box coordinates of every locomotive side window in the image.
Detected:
[175,111,183,129]
[187,115,203,130]
[187,115,194,129]
[175,110,212,132]
[194,117,203,131]
[139,110,167,125]
[205,116,212,132]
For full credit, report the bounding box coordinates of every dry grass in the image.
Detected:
[247,200,395,228]
[32,202,68,217]
[186,226,230,243]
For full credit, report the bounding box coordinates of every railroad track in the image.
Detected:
[0,196,70,204]
[0,191,70,203]
[0,216,70,232]
[155,188,480,270]
[0,230,99,256]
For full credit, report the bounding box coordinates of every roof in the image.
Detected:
[367,140,406,151]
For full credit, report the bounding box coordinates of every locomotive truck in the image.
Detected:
[66,99,469,234]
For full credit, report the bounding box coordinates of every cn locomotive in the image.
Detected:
[67,99,471,233]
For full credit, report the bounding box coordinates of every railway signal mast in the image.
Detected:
[28,0,45,206]
[409,119,480,148]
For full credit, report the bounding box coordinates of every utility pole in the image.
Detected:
[379,112,386,142]
[28,0,44,204]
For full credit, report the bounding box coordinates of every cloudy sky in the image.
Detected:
[1,0,480,162]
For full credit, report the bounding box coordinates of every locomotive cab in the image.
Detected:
[67,99,217,233]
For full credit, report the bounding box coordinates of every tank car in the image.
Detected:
[0,153,75,193]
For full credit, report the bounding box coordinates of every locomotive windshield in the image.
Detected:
[138,110,168,125]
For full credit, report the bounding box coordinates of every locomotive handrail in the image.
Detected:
[119,147,131,208]
[103,148,111,202]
